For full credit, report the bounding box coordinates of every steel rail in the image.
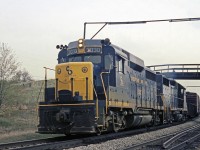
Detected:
[168,133,200,150]
[123,122,200,150]
[0,136,72,150]
[162,124,200,149]
[124,134,174,150]
[15,139,83,150]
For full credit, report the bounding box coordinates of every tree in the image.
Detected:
[21,70,31,82]
[0,43,19,107]
[12,69,33,83]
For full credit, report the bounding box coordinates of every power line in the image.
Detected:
[83,17,200,39]
[186,86,200,88]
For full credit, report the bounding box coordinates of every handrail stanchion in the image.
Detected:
[43,67,55,102]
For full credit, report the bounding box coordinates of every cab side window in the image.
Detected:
[105,55,113,70]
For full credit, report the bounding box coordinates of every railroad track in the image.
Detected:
[124,124,200,150]
[0,135,82,150]
[0,122,184,150]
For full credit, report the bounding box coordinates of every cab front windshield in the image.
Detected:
[68,55,101,64]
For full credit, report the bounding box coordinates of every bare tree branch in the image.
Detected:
[0,43,20,106]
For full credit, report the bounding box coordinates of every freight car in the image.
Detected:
[186,92,200,118]
[38,38,188,135]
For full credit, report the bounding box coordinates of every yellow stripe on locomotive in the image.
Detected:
[56,62,93,100]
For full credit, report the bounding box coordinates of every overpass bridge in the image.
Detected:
[147,64,200,80]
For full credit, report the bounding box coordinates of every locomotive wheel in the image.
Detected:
[125,115,134,128]
[121,116,127,130]
[113,122,120,132]
[112,114,127,132]
[96,127,102,135]
[65,132,71,136]
[112,114,120,132]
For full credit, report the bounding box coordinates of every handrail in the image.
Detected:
[147,64,200,68]
[43,67,55,102]
[92,82,99,119]
[154,68,200,71]
[100,72,110,114]
[147,64,200,73]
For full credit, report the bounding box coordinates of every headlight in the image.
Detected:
[78,39,83,43]
[79,44,83,48]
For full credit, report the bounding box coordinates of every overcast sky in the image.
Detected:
[1,0,200,93]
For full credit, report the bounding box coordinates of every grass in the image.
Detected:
[0,80,59,143]
[0,108,41,143]
[0,111,60,144]
[0,118,12,127]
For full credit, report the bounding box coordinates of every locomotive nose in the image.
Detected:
[56,62,94,102]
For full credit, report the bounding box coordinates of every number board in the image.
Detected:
[67,48,78,56]
[85,47,102,53]
[67,47,102,56]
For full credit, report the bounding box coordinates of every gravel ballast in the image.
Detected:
[67,117,200,150]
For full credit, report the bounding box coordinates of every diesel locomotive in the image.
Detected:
[38,38,189,135]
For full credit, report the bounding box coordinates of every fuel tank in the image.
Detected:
[132,115,153,126]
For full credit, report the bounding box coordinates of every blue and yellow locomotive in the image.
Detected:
[38,38,187,134]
